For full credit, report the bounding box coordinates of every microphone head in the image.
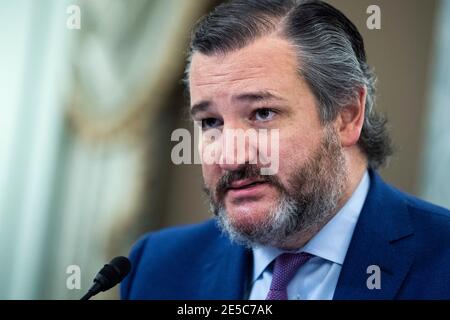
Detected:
[109,256,132,278]
[94,256,131,291]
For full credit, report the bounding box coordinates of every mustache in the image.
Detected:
[214,165,284,202]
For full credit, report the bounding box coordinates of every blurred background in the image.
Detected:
[0,0,448,299]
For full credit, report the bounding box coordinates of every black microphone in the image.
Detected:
[80,256,131,300]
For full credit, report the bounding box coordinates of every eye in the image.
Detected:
[201,118,223,130]
[254,108,276,121]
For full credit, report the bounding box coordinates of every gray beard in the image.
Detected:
[207,126,348,249]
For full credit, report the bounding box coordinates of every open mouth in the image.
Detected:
[226,179,268,192]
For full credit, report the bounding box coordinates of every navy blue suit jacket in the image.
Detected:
[121,170,450,299]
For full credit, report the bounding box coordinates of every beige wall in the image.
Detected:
[162,0,439,227]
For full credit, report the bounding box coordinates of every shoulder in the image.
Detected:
[396,187,450,233]
[378,178,450,267]
[370,170,450,235]
[121,219,228,297]
[401,190,450,248]
[127,219,226,266]
[364,170,450,265]
[121,219,238,299]
[131,219,223,254]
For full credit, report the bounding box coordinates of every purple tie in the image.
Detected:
[266,252,313,300]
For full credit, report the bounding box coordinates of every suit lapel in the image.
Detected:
[199,233,252,299]
[333,170,415,300]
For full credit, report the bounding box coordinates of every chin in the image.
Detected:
[225,198,275,231]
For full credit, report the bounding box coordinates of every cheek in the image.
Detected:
[275,129,318,180]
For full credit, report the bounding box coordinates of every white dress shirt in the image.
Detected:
[249,170,370,300]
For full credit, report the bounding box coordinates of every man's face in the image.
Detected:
[189,36,347,248]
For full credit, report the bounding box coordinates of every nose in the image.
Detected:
[218,125,258,172]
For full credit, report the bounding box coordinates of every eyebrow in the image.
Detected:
[190,91,286,117]
[190,101,211,118]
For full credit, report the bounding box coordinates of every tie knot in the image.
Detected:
[266,252,313,299]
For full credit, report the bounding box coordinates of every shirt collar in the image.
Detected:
[251,170,370,282]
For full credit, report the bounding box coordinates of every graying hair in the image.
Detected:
[185,0,392,169]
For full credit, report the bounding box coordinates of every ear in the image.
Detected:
[335,86,366,148]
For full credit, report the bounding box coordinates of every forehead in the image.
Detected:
[189,36,301,103]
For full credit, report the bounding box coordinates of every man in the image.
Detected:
[121,0,450,300]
